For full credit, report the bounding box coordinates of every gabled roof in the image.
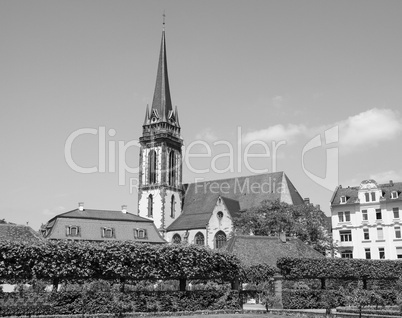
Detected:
[223,235,324,268]
[167,172,304,232]
[330,181,402,206]
[0,224,43,242]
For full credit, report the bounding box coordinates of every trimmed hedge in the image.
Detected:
[278,257,402,280]
[240,263,278,283]
[282,289,397,309]
[0,289,241,316]
[0,241,240,283]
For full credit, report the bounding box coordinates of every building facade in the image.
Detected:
[41,203,165,244]
[331,179,402,259]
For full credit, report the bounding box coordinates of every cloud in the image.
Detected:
[42,206,65,216]
[272,96,284,109]
[369,170,402,184]
[337,108,402,152]
[242,108,402,154]
[242,124,306,144]
[195,128,218,143]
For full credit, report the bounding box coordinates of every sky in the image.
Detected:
[1,0,402,230]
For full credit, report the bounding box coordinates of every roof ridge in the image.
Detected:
[183,171,285,186]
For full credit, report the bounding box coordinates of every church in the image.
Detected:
[137,26,305,248]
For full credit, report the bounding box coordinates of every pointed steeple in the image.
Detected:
[150,27,173,123]
[143,104,150,125]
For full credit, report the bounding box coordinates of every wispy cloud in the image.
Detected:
[369,170,402,184]
[243,124,306,144]
[42,206,65,216]
[272,96,284,109]
[195,127,219,143]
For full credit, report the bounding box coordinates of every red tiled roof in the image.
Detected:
[0,224,43,242]
[223,235,324,268]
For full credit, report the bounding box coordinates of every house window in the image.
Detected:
[377,228,384,240]
[391,191,399,199]
[379,247,385,259]
[148,150,157,184]
[393,207,400,219]
[195,232,205,246]
[396,247,402,259]
[340,230,352,242]
[338,212,344,223]
[66,225,80,237]
[365,193,370,202]
[345,211,351,222]
[365,248,371,259]
[341,250,353,258]
[340,196,347,204]
[168,151,175,186]
[214,231,227,249]
[170,195,175,218]
[376,209,382,220]
[371,192,376,201]
[363,228,370,240]
[148,194,153,218]
[395,226,401,239]
[217,211,223,220]
[134,229,147,239]
[362,210,368,221]
[102,227,115,238]
[172,234,181,244]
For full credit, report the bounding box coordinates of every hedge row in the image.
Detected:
[282,289,397,309]
[0,241,240,283]
[0,289,241,316]
[277,257,402,280]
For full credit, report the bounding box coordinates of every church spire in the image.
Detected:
[150,17,173,123]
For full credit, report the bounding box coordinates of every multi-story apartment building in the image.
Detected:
[330,179,402,259]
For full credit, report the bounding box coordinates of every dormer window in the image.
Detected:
[102,227,115,238]
[66,225,80,237]
[391,191,399,199]
[340,196,347,204]
[134,229,147,239]
[371,192,376,201]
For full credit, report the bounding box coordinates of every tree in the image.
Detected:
[233,199,334,255]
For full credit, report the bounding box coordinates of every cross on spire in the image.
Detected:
[163,11,166,30]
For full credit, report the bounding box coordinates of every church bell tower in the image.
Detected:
[138,23,183,235]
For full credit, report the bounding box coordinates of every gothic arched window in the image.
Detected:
[148,194,153,218]
[172,234,181,244]
[149,150,157,184]
[168,151,175,186]
[170,195,175,218]
[195,232,205,246]
[214,231,227,249]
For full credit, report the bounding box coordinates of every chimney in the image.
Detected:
[390,180,394,186]
[121,205,127,214]
[304,198,310,205]
[279,231,286,243]
[316,204,321,211]
[78,202,84,211]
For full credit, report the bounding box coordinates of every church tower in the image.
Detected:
[138,24,183,236]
